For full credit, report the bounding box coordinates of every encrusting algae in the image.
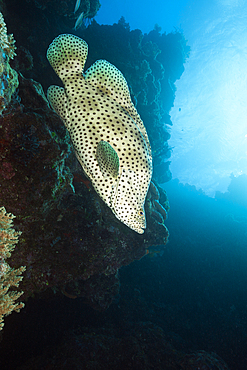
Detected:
[0,207,26,331]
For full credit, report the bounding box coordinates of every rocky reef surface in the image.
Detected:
[1,72,169,310]
[18,321,230,370]
[0,4,172,311]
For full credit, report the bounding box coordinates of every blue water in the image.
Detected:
[97,0,247,196]
[95,0,188,34]
[95,2,247,368]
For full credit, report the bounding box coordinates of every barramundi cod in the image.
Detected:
[46,34,152,234]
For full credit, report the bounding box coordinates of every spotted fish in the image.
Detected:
[46,34,152,234]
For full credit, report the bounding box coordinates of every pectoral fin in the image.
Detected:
[47,85,69,128]
[96,140,119,179]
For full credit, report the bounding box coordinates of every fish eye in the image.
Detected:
[139,210,144,216]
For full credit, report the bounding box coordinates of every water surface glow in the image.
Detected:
[170,0,247,195]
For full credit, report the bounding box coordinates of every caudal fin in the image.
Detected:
[47,34,88,82]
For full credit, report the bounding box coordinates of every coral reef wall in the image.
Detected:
[1,0,100,86]
[0,2,188,322]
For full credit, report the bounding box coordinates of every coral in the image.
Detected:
[0,12,16,59]
[146,180,169,233]
[0,206,20,259]
[0,12,18,113]
[0,206,26,330]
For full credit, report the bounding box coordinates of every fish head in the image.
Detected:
[112,168,147,234]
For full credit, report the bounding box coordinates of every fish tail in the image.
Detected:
[47,34,88,81]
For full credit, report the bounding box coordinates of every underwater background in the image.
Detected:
[0,0,247,369]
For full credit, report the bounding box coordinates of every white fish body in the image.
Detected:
[74,11,84,30]
[74,0,81,13]
[46,34,152,234]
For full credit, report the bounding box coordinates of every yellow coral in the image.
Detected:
[0,207,21,259]
[0,207,26,331]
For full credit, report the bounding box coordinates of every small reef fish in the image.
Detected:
[74,11,84,30]
[74,0,81,13]
[146,245,165,258]
[46,34,153,234]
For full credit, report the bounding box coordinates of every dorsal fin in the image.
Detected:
[84,60,130,104]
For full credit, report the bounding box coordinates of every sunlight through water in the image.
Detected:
[170,0,247,196]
